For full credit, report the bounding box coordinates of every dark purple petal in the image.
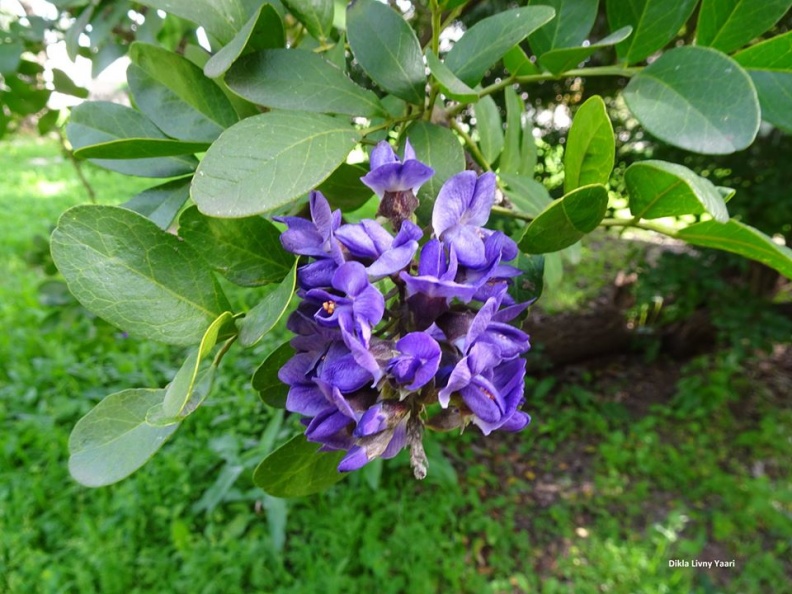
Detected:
[285,383,328,416]
[278,352,316,385]
[498,411,531,432]
[460,376,503,423]
[433,170,477,237]
[332,261,370,297]
[354,403,388,437]
[321,351,371,393]
[305,409,353,442]
[390,332,441,390]
[276,216,325,257]
[338,446,370,471]
[298,259,337,290]
[351,286,385,329]
[438,355,472,407]
[393,220,423,246]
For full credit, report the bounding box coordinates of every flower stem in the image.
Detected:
[448,118,491,172]
[599,217,679,236]
[491,204,534,222]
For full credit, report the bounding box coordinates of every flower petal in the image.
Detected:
[432,170,477,237]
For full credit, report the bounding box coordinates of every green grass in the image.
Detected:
[1,135,790,593]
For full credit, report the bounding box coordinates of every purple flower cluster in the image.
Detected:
[276,141,531,478]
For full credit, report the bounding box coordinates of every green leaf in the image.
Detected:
[66,101,198,178]
[625,160,729,222]
[317,163,373,211]
[52,68,89,98]
[696,0,792,55]
[474,95,504,165]
[128,43,239,142]
[123,177,192,230]
[503,46,540,77]
[252,341,294,408]
[161,312,234,418]
[226,49,385,117]
[0,41,22,74]
[73,139,210,159]
[518,184,608,253]
[445,6,556,86]
[253,434,347,497]
[425,49,478,102]
[204,3,285,79]
[606,0,698,64]
[347,0,425,104]
[403,121,466,224]
[68,389,178,487]
[65,4,94,61]
[500,173,552,217]
[734,32,792,133]
[179,206,295,287]
[509,252,544,306]
[51,205,231,346]
[564,96,614,194]
[282,0,334,41]
[238,260,297,346]
[538,27,633,75]
[500,86,525,175]
[193,111,359,217]
[519,120,538,177]
[677,220,792,280]
[137,0,261,45]
[623,46,760,154]
[527,0,598,57]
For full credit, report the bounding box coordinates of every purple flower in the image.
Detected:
[432,171,496,268]
[361,141,434,199]
[306,261,385,380]
[275,191,344,263]
[387,332,441,391]
[401,239,477,302]
[336,219,422,278]
[461,294,530,360]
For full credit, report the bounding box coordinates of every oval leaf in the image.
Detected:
[252,341,295,408]
[128,43,239,142]
[137,0,257,45]
[347,0,425,104]
[564,95,614,193]
[625,160,729,222]
[192,111,359,217]
[403,121,466,224]
[503,45,540,77]
[74,138,210,159]
[67,101,199,178]
[606,0,698,64]
[696,0,792,55]
[51,205,231,346]
[253,434,347,497]
[677,220,792,280]
[282,0,334,41]
[474,95,504,165]
[500,173,552,217]
[425,49,478,102]
[123,177,192,230]
[734,32,792,133]
[539,26,633,75]
[445,6,556,86]
[518,184,608,253]
[226,49,385,117]
[527,0,598,57]
[68,389,178,487]
[500,86,526,175]
[623,46,760,154]
[179,206,295,286]
[162,311,234,418]
[238,260,297,346]
[509,252,545,306]
[204,3,286,79]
